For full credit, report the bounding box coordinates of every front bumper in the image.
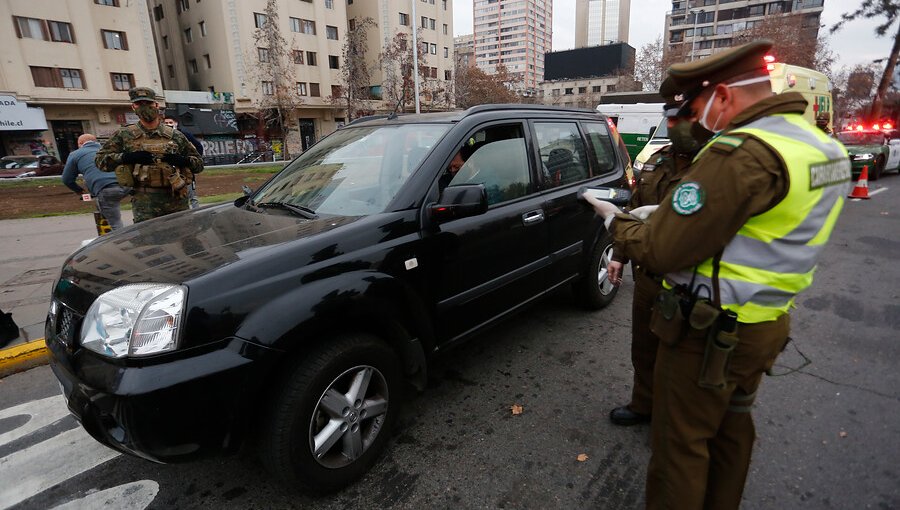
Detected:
[47,327,277,463]
[850,159,875,176]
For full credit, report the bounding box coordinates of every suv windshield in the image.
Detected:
[651,119,668,140]
[251,124,449,216]
[837,131,884,146]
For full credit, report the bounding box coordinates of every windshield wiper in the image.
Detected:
[256,201,319,219]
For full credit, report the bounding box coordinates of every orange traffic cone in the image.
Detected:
[849,165,870,199]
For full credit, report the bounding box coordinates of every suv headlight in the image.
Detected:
[80,284,187,358]
[633,160,644,171]
[852,153,874,161]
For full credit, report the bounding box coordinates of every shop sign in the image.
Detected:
[0,95,49,131]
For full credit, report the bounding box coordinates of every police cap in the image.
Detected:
[667,39,773,101]
[659,77,683,118]
[129,87,159,103]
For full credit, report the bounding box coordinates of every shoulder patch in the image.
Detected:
[671,181,705,215]
[709,134,745,154]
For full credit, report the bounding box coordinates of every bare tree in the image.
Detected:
[634,37,665,92]
[380,32,420,113]
[832,64,879,122]
[251,0,302,158]
[331,17,376,121]
[735,14,833,73]
[454,64,520,109]
[831,0,900,121]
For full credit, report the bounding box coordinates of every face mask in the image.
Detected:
[698,75,772,133]
[135,103,159,123]
[669,120,709,155]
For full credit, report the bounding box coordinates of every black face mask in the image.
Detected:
[135,103,159,123]
[689,122,715,150]
[668,120,712,155]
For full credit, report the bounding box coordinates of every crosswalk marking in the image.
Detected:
[50,480,159,510]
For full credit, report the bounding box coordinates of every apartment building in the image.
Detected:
[149,0,349,154]
[455,34,476,69]
[575,0,631,48]
[0,0,162,160]
[539,43,637,107]
[346,0,455,111]
[474,0,552,91]
[664,0,824,61]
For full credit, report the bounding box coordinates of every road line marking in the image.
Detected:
[869,187,888,196]
[0,395,70,447]
[50,480,159,510]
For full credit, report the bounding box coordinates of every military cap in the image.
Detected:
[668,39,773,100]
[128,87,158,103]
[659,77,683,118]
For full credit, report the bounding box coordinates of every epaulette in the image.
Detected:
[708,134,746,154]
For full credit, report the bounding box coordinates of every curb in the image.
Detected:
[0,338,50,379]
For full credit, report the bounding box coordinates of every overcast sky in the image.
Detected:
[452,0,893,71]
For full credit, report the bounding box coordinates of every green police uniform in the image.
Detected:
[95,87,204,223]
[610,41,851,509]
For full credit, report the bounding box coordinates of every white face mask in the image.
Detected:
[698,75,772,133]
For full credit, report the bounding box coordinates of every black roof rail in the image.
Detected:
[463,103,599,116]
[343,114,392,127]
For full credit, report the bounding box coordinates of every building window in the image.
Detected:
[328,55,339,69]
[564,88,573,95]
[184,27,193,43]
[444,69,451,80]
[349,18,356,30]
[262,81,274,95]
[203,54,211,68]
[310,82,320,96]
[101,29,128,49]
[607,84,616,93]
[332,85,342,98]
[442,0,447,9]
[189,59,198,73]
[48,21,75,43]
[325,0,333,8]
[578,87,587,94]
[254,12,267,28]
[297,82,307,95]
[95,0,119,5]
[443,46,448,58]
[326,25,338,40]
[176,0,189,13]
[110,72,134,91]
[421,16,427,28]
[153,5,164,20]
[307,51,317,65]
[258,47,270,62]
[429,18,435,30]
[301,19,316,34]
[592,85,602,93]
[290,17,300,32]
[399,13,409,26]
[443,23,448,35]
[293,50,304,64]
[430,43,437,55]
[167,65,175,78]
[14,17,47,40]
[60,68,84,88]
[199,21,207,36]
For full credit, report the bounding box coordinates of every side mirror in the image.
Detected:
[648,126,656,138]
[431,184,488,223]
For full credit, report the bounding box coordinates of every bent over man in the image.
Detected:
[586,40,850,509]
[62,134,130,230]
[96,87,203,223]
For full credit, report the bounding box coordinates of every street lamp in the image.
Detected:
[411,0,421,113]
[689,9,704,61]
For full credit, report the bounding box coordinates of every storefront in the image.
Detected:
[0,95,52,158]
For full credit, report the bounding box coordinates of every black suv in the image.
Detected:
[47,105,632,492]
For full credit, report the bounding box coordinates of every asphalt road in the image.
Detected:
[1,174,898,509]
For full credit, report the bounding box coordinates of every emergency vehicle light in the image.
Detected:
[874,123,881,130]
[764,54,776,72]
[885,122,893,129]
[856,125,864,131]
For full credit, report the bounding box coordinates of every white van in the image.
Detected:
[632,63,834,170]
[595,103,664,162]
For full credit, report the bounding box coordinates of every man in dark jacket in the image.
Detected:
[163,115,204,209]
[62,134,130,229]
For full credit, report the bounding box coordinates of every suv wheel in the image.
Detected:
[259,334,402,492]
[574,232,619,310]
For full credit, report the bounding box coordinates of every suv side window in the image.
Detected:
[449,124,531,206]
[582,122,618,176]
[534,122,590,188]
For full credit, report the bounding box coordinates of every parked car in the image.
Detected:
[836,129,900,180]
[47,105,631,493]
[0,155,64,178]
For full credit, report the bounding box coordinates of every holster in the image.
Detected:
[649,289,685,347]
[698,310,740,390]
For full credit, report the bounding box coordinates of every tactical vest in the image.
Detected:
[664,113,851,323]
[115,124,192,193]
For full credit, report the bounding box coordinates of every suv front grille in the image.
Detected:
[52,302,82,349]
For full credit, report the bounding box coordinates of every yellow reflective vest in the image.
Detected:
[665,113,851,323]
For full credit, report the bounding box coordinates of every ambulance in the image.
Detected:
[631,61,833,172]
[594,103,665,162]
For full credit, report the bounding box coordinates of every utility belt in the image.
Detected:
[634,265,663,283]
[648,253,739,390]
[115,159,191,198]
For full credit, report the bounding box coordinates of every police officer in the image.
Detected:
[606,77,711,427]
[585,40,850,509]
[95,87,203,223]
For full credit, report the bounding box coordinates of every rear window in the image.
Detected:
[582,122,619,174]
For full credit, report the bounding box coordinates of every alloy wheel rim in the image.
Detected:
[597,243,615,296]
[309,365,389,468]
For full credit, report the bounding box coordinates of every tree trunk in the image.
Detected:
[871,22,900,121]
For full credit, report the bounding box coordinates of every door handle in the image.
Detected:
[522,209,545,225]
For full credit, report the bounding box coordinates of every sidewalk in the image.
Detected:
[0,211,133,376]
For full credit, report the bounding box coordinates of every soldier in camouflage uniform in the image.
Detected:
[95,87,203,223]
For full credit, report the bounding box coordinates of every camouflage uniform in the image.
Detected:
[95,121,203,223]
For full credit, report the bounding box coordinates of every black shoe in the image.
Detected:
[609,406,651,426]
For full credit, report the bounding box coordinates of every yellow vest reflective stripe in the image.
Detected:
[666,113,851,323]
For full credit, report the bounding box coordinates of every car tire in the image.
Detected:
[573,232,619,310]
[258,333,402,493]
[871,157,884,181]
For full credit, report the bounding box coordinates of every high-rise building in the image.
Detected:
[455,34,476,69]
[473,0,552,91]
[148,0,350,153]
[347,0,455,110]
[575,0,631,48]
[0,0,162,161]
[664,0,824,61]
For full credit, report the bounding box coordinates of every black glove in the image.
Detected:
[162,153,191,167]
[121,151,154,165]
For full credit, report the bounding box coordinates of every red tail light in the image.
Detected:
[856,125,864,131]
[874,123,881,130]
[885,122,893,129]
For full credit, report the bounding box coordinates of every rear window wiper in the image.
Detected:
[256,201,319,219]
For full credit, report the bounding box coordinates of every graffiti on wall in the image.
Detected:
[199,137,282,157]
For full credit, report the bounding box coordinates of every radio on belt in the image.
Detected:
[578,186,632,206]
